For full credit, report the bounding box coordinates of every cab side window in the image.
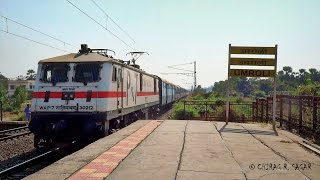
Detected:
[140,74,143,91]
[112,66,117,82]
[154,78,157,92]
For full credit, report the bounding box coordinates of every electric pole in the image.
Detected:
[194,61,196,89]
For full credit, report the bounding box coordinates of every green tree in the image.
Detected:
[283,66,293,75]
[26,69,36,80]
[0,72,7,80]
[212,81,226,96]
[0,72,9,109]
[297,68,311,85]
[0,83,8,103]
[194,85,206,95]
[296,83,320,96]
[210,66,319,99]
[259,79,273,93]
[253,90,266,98]
[0,83,12,111]
[309,68,319,82]
[236,78,252,97]
[0,72,8,94]
[12,86,28,109]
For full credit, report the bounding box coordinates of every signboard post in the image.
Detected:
[226,45,231,124]
[272,45,278,131]
[226,44,278,132]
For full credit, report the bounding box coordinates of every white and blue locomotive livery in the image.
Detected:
[29,44,188,147]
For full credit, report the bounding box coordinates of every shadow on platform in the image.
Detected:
[219,124,277,136]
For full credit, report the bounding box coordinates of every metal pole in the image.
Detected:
[266,98,269,121]
[226,44,231,124]
[313,97,317,133]
[299,97,302,133]
[205,101,208,121]
[288,99,292,131]
[0,101,2,121]
[194,61,196,89]
[183,101,186,120]
[272,45,278,132]
[261,99,264,120]
[280,97,283,128]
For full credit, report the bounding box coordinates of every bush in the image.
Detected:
[218,109,245,122]
[235,97,244,103]
[296,84,320,96]
[13,86,28,109]
[172,101,198,120]
[12,112,26,121]
[215,99,225,106]
[253,90,266,98]
[3,104,14,112]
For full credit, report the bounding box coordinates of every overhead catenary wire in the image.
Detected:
[167,66,194,72]
[0,29,70,53]
[89,0,135,43]
[0,14,77,48]
[66,0,135,51]
[168,62,194,67]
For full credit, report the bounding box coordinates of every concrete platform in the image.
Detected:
[24,120,320,180]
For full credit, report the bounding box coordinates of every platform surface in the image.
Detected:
[25,120,320,180]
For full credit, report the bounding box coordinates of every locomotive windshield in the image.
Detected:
[42,63,69,83]
[74,63,101,83]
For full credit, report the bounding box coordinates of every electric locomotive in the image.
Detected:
[29,44,187,147]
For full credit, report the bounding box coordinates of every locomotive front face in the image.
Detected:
[32,62,103,113]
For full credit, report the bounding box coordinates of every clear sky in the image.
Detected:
[0,0,319,88]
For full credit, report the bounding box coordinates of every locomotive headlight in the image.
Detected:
[51,123,56,130]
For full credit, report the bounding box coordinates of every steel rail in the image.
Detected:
[0,150,54,178]
[0,141,78,178]
[0,126,29,135]
[0,131,32,142]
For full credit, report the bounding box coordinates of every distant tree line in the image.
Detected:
[0,69,36,112]
[212,66,320,98]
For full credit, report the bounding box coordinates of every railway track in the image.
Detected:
[0,109,173,179]
[0,126,32,142]
[0,141,88,179]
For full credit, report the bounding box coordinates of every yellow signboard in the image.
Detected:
[230,58,275,66]
[229,69,275,77]
[230,46,276,55]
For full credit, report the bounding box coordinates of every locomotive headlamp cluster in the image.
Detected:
[62,92,75,100]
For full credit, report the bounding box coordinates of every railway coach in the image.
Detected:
[29,44,187,147]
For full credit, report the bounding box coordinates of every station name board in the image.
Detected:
[230,58,275,66]
[230,46,276,55]
[229,69,275,78]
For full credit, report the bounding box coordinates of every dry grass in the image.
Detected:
[1,100,31,121]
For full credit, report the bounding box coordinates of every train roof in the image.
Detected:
[160,78,185,89]
[39,52,158,78]
[39,53,114,63]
